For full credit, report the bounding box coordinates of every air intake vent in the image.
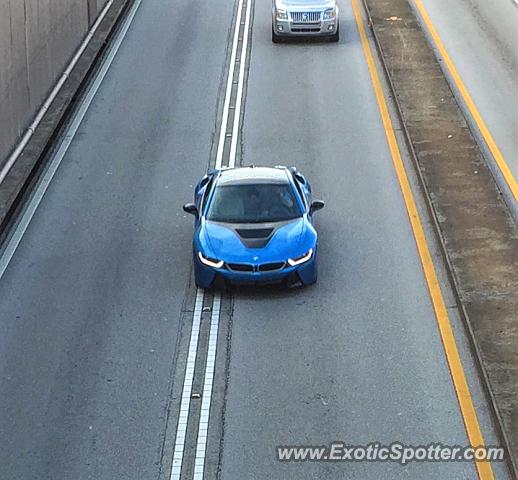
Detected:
[227,263,254,272]
[258,262,285,272]
[236,228,273,239]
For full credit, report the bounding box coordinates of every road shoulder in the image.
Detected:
[0,0,133,246]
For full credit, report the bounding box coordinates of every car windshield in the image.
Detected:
[206,183,302,223]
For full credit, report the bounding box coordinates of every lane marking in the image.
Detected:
[0,0,143,281]
[215,0,246,169]
[170,289,204,480]
[351,1,495,479]
[193,293,221,480]
[411,0,518,205]
[228,0,252,168]
[170,0,252,476]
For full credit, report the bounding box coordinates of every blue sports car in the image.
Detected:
[183,166,324,288]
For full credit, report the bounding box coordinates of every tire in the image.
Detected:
[305,267,318,286]
[272,26,282,43]
[212,275,228,292]
[329,23,339,42]
[296,260,318,287]
[194,259,215,290]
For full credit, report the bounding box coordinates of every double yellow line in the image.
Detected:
[350,1,495,479]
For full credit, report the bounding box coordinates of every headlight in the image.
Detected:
[323,8,336,19]
[198,251,224,268]
[288,248,313,266]
[276,8,288,20]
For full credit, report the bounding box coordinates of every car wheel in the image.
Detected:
[272,26,282,43]
[330,24,339,42]
[304,271,317,286]
[194,274,209,290]
[300,260,318,286]
[194,260,215,289]
[212,275,228,292]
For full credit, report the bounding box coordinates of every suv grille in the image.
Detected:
[290,11,321,23]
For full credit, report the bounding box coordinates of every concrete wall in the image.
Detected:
[0,0,109,166]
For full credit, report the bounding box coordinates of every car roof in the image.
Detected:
[217,166,290,185]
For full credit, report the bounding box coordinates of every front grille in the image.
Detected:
[290,11,321,23]
[226,262,286,273]
[258,262,285,272]
[226,263,254,272]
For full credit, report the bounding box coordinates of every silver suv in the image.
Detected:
[272,0,339,42]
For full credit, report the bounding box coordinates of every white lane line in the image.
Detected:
[189,1,252,477]
[170,289,205,480]
[192,293,221,480]
[169,0,253,478]
[0,0,143,281]
[228,0,252,168]
[170,0,252,477]
[215,0,246,169]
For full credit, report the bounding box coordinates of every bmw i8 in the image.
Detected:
[183,166,324,288]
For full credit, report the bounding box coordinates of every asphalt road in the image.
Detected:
[415,0,518,197]
[0,0,233,478]
[217,1,507,479]
[0,0,510,479]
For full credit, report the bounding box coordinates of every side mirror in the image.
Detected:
[310,200,325,214]
[183,203,198,216]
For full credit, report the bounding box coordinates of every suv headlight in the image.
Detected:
[323,7,336,19]
[288,248,313,266]
[276,8,288,20]
[198,251,224,268]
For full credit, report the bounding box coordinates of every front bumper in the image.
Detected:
[194,252,317,288]
[273,16,338,37]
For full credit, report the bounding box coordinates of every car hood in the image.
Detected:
[276,0,335,9]
[197,217,315,264]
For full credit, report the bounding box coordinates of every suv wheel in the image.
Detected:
[272,26,282,43]
[330,23,340,42]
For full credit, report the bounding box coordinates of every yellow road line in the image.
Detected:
[350,1,495,479]
[412,0,518,204]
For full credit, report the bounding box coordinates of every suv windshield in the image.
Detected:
[206,183,302,223]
